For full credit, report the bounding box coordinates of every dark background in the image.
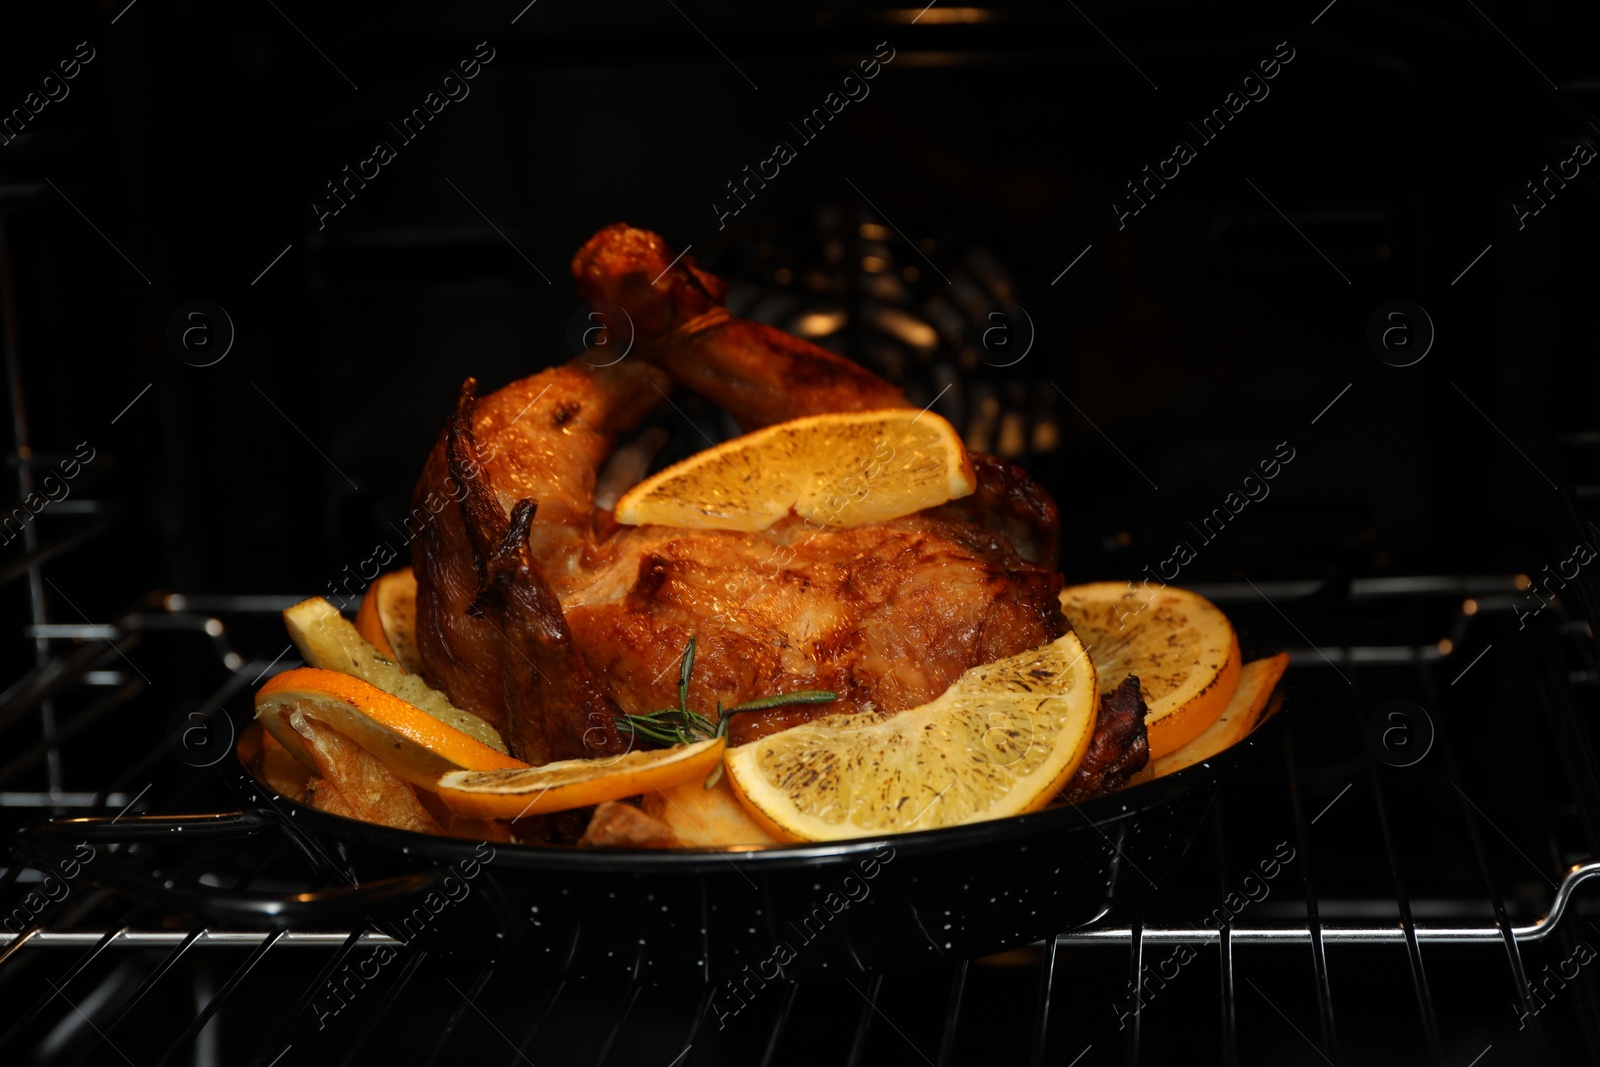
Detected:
[3,3,1600,1065]
[4,0,1596,616]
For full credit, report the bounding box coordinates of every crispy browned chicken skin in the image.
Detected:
[412,224,1067,765]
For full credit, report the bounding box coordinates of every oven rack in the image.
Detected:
[3,572,1598,1066]
[6,860,1598,954]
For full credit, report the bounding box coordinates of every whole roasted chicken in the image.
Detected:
[411,225,1071,767]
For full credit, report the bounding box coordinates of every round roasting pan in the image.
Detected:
[13,691,1287,985]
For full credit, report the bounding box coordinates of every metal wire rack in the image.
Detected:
[4,1,1598,1060]
[2,553,1598,1066]
[2,189,1599,1060]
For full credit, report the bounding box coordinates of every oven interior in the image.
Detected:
[3,1,1600,1064]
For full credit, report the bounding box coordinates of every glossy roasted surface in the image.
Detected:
[412,224,1066,762]
[1056,674,1152,804]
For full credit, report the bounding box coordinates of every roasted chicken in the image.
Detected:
[410,225,1087,770]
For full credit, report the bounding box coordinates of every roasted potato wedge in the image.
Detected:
[640,776,782,848]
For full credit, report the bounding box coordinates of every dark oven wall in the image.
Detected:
[4,0,1597,625]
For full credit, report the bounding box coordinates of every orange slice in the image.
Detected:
[255,667,526,790]
[1132,653,1288,782]
[355,569,424,674]
[613,408,976,532]
[1058,582,1241,759]
[723,629,1099,841]
[435,738,725,819]
[284,596,507,754]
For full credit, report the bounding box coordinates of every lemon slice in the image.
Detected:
[1058,582,1241,759]
[613,408,977,532]
[354,568,424,675]
[255,667,527,790]
[723,630,1099,841]
[435,738,726,819]
[284,596,508,754]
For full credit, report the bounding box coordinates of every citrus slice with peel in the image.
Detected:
[722,630,1099,841]
[1130,652,1288,783]
[614,408,977,533]
[255,667,526,790]
[354,583,400,663]
[354,569,423,674]
[284,596,508,754]
[1058,582,1241,759]
[435,738,726,819]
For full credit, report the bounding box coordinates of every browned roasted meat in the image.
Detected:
[1056,675,1152,804]
[411,224,1077,761]
[570,224,908,426]
[563,514,1065,746]
[933,452,1061,569]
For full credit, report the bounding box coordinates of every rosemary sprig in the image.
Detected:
[615,634,837,747]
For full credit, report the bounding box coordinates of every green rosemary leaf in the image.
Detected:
[616,717,685,747]
[724,689,839,714]
[617,638,838,750]
[677,634,697,712]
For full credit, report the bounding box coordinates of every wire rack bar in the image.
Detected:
[1026,935,1058,1067]
[1428,655,1553,1056]
[1123,912,1143,1067]
[0,679,143,787]
[154,928,284,1067]
[102,927,206,1037]
[1212,797,1238,1067]
[1354,683,1445,1064]
[935,960,967,1067]
[0,636,129,735]
[429,962,499,1067]
[1281,726,1338,1058]
[337,944,431,1067]
[0,518,108,590]
[3,855,1594,954]
[248,926,368,1067]
[756,981,799,1067]
[843,972,883,1067]
[511,981,567,1067]
[15,910,1600,958]
[594,983,642,1067]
